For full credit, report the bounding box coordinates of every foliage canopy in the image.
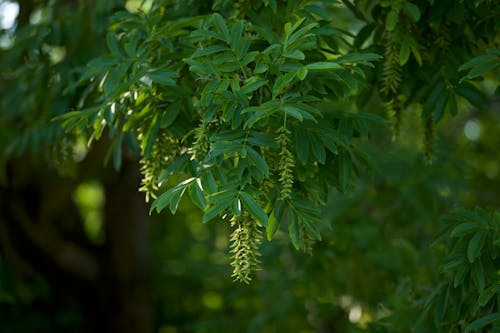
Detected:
[1,0,499,332]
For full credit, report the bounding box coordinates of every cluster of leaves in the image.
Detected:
[352,0,499,161]
[0,0,125,181]
[58,0,384,282]
[418,207,500,333]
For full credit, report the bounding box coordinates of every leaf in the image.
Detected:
[106,32,122,57]
[305,62,342,71]
[240,191,268,227]
[281,105,303,121]
[191,45,229,58]
[169,184,187,214]
[468,231,486,263]
[472,260,485,292]
[453,265,468,287]
[272,71,296,98]
[230,20,244,49]
[246,146,270,175]
[147,70,177,86]
[403,3,421,22]
[465,313,500,332]
[459,54,497,71]
[288,209,300,250]
[202,202,228,223]
[212,13,230,42]
[335,53,383,64]
[456,83,488,109]
[339,154,352,192]
[151,182,189,214]
[467,61,499,79]
[386,10,399,31]
[266,201,284,241]
[284,49,305,60]
[160,102,181,128]
[451,222,478,237]
[231,198,242,217]
[248,132,279,148]
[400,41,411,66]
[296,67,308,80]
[478,285,498,307]
[295,129,310,164]
[241,78,266,95]
[189,179,207,210]
[303,219,321,240]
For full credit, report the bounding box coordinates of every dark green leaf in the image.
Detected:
[339,154,351,192]
[468,231,486,262]
[465,313,500,332]
[478,285,498,307]
[386,10,399,31]
[240,191,268,227]
[305,62,342,71]
[246,146,270,175]
[202,202,228,223]
[231,198,242,217]
[189,179,207,210]
[403,3,421,22]
[191,45,229,58]
[147,70,177,86]
[288,209,300,250]
[451,222,478,237]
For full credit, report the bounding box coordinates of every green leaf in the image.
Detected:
[151,181,190,214]
[468,231,486,262]
[465,313,500,332]
[231,20,244,49]
[467,61,499,79]
[403,3,421,22]
[335,53,383,64]
[106,32,122,57]
[272,71,296,98]
[288,209,300,250]
[303,219,321,241]
[241,78,266,95]
[459,54,497,71]
[339,154,352,192]
[284,49,305,60]
[248,132,279,148]
[147,70,177,86]
[240,191,268,227]
[472,260,485,292]
[231,198,242,217]
[453,265,468,287]
[456,83,488,109]
[281,105,303,121]
[212,13,230,42]
[189,179,207,210]
[160,102,181,128]
[246,146,270,175]
[451,222,478,237]
[478,285,498,307]
[191,45,229,58]
[400,41,411,66]
[266,202,284,241]
[386,10,399,31]
[202,202,228,223]
[169,184,187,214]
[305,62,342,71]
[296,67,308,80]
